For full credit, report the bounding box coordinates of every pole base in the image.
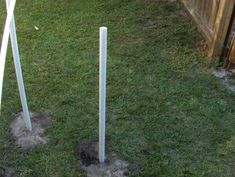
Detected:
[10,112,52,152]
[75,141,128,177]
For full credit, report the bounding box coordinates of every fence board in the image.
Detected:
[229,38,235,63]
[179,0,235,59]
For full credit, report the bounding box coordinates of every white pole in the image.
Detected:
[6,0,32,131]
[99,27,107,163]
[0,0,16,112]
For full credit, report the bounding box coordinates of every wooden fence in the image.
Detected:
[179,0,235,59]
[224,13,235,69]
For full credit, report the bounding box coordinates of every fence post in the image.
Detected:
[99,27,107,163]
[0,0,32,131]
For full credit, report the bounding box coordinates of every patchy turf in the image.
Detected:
[0,0,235,176]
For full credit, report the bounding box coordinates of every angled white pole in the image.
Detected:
[0,0,16,111]
[99,27,107,163]
[6,0,32,131]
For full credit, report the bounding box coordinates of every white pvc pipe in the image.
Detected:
[6,0,32,131]
[99,27,107,163]
[0,0,16,112]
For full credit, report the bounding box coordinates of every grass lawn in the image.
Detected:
[0,0,235,176]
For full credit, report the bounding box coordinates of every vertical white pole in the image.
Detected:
[6,0,32,131]
[0,0,16,112]
[99,27,107,163]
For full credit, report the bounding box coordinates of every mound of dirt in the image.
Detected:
[75,141,129,177]
[10,112,52,152]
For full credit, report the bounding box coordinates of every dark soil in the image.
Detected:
[75,141,129,177]
[75,140,99,166]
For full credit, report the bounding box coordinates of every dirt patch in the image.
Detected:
[0,166,17,177]
[10,112,52,152]
[190,66,235,92]
[75,141,129,177]
[213,68,235,92]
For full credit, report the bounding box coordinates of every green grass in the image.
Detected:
[0,0,235,176]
